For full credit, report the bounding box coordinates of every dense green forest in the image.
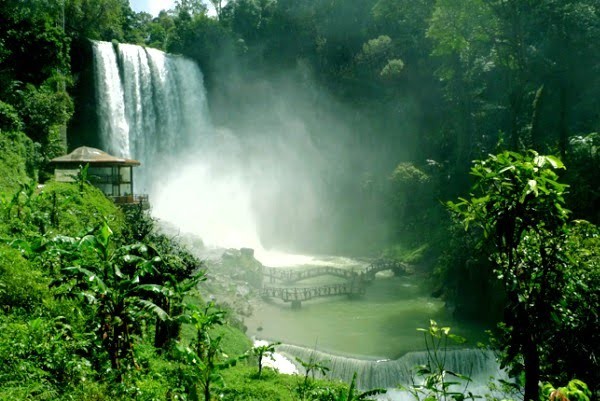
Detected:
[0,0,598,400]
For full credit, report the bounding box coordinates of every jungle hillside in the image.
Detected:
[0,1,598,401]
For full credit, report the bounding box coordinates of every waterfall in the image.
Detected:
[92,41,130,157]
[277,344,506,391]
[92,40,211,186]
[117,43,155,168]
[92,41,261,248]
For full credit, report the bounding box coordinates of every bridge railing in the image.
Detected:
[259,259,411,304]
[260,282,365,302]
[263,265,358,283]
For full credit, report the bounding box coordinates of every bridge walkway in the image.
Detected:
[260,259,411,307]
[263,265,358,283]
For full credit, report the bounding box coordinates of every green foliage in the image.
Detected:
[0,131,36,193]
[380,59,405,79]
[391,162,430,185]
[176,0,208,16]
[540,379,592,401]
[449,151,569,235]
[400,320,476,401]
[0,1,70,89]
[564,133,600,224]
[50,223,171,376]
[35,181,125,237]
[357,35,394,73]
[250,341,280,378]
[211,323,253,358]
[176,302,247,401]
[64,0,133,41]
[0,245,48,313]
[74,163,90,192]
[18,78,73,142]
[121,205,205,350]
[388,161,436,243]
[433,223,505,322]
[0,101,23,132]
[0,313,95,400]
[334,372,386,401]
[383,243,429,264]
[219,364,347,401]
[294,353,332,400]
[447,150,599,399]
[544,221,599,389]
[0,0,598,399]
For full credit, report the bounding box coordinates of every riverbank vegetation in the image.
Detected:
[0,148,349,400]
[0,0,598,400]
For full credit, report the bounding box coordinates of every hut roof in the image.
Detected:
[50,146,140,166]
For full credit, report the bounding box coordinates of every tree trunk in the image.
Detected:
[523,333,540,401]
[530,85,545,151]
[154,319,180,350]
[154,302,181,350]
[558,83,568,159]
[204,378,211,401]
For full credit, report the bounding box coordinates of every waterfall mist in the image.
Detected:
[93,40,263,249]
[91,40,384,255]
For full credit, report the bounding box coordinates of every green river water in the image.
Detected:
[245,255,488,359]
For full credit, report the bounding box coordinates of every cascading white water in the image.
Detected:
[92,41,261,248]
[277,344,506,392]
[118,43,155,171]
[93,41,130,157]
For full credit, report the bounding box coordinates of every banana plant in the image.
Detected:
[295,353,331,400]
[250,341,281,378]
[4,180,36,220]
[176,303,246,401]
[50,222,170,380]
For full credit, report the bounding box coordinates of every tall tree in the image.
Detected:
[448,151,576,400]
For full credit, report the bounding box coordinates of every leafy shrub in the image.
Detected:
[35,181,125,236]
[0,130,36,192]
[541,379,592,401]
[0,100,23,132]
[0,315,94,399]
[564,133,600,224]
[18,81,73,143]
[0,244,47,312]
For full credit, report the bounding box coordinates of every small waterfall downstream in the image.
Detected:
[277,344,506,393]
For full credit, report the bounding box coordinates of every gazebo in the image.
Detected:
[50,146,147,205]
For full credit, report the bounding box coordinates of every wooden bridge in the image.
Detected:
[263,265,358,283]
[260,281,366,309]
[262,258,410,284]
[260,259,411,308]
[363,259,411,279]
